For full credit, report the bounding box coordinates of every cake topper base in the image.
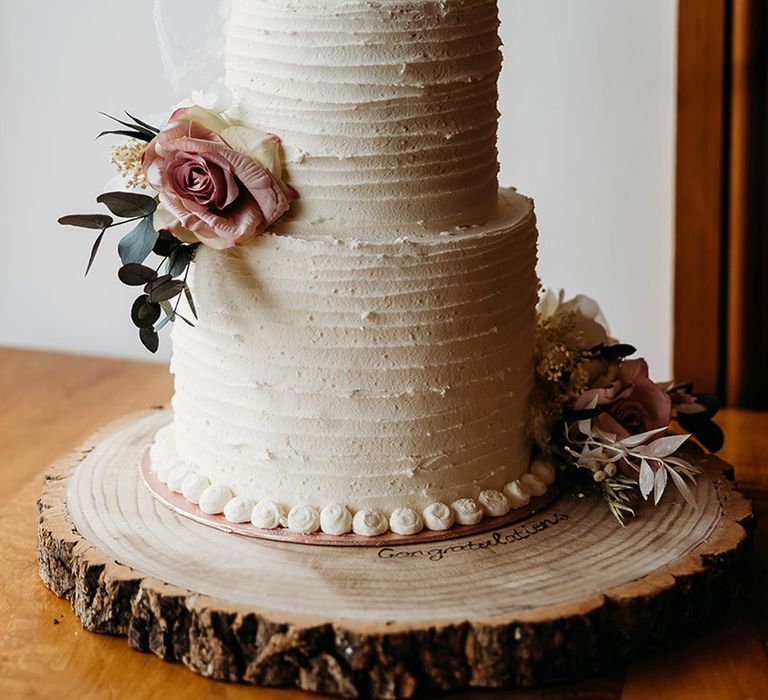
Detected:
[37,410,753,698]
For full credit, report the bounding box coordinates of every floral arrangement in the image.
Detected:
[59,92,295,353]
[532,290,724,524]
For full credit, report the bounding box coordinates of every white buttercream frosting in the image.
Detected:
[149,424,176,483]
[199,483,233,515]
[320,504,353,535]
[521,473,547,497]
[251,500,285,529]
[225,0,502,234]
[422,503,455,531]
[478,489,511,517]
[181,474,210,504]
[157,190,537,514]
[287,504,321,533]
[451,498,483,525]
[503,480,531,509]
[389,507,424,536]
[166,465,191,493]
[223,496,253,523]
[531,458,557,485]
[352,510,388,537]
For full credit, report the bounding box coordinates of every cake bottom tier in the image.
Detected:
[151,189,543,535]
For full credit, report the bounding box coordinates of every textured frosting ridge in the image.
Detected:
[225,0,502,235]
[158,189,537,513]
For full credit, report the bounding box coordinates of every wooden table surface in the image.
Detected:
[1,346,766,699]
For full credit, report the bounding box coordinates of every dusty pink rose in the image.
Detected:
[142,107,291,249]
[574,359,672,442]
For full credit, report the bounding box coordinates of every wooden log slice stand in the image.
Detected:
[37,410,754,699]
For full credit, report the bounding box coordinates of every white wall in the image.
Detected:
[499,1,678,377]
[0,1,677,375]
[0,0,174,361]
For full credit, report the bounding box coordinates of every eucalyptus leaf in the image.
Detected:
[131,295,161,329]
[153,231,180,258]
[183,284,197,319]
[118,217,159,265]
[693,392,722,416]
[118,263,158,286]
[149,279,186,303]
[584,343,605,355]
[159,300,174,317]
[167,255,185,278]
[167,245,194,277]
[139,326,159,353]
[85,229,106,277]
[97,191,157,218]
[145,274,172,294]
[600,343,638,362]
[59,214,113,230]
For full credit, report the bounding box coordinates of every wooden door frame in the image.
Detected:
[675,0,768,406]
[674,0,729,398]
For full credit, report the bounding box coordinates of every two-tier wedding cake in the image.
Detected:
[60,0,713,535]
[148,0,554,537]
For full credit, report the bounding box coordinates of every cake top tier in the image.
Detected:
[225,0,502,237]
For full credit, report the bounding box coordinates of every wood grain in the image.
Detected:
[673,0,727,396]
[0,348,766,699]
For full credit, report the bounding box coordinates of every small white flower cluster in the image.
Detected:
[530,289,612,454]
[109,140,150,190]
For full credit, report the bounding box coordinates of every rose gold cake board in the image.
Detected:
[37,409,753,698]
[140,447,560,547]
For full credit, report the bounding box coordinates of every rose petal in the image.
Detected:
[618,358,650,385]
[141,108,293,249]
[220,150,291,225]
[222,126,283,177]
[169,105,232,135]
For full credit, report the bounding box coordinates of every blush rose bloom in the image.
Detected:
[574,358,672,442]
[142,106,292,249]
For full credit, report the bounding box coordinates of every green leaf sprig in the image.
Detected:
[59,111,199,354]
[60,193,198,353]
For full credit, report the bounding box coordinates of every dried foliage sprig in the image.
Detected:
[564,418,701,523]
[59,114,199,353]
